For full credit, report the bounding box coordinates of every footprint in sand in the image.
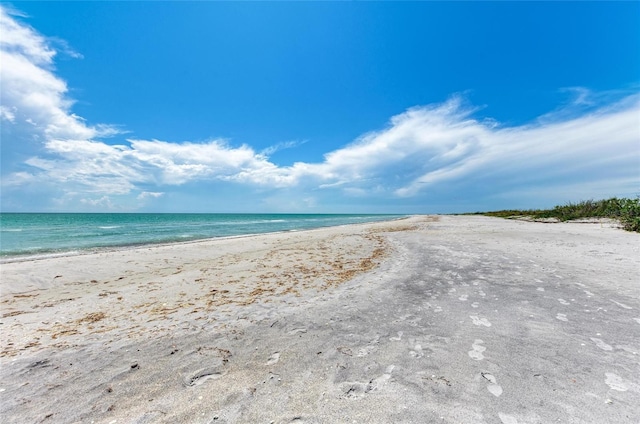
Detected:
[481,372,503,397]
[470,315,492,327]
[468,339,486,360]
[340,366,395,398]
[356,345,376,357]
[267,352,280,365]
[498,413,518,424]
[590,337,613,351]
[459,295,468,301]
[471,302,479,308]
[558,299,570,305]
[556,313,568,322]
[409,343,424,358]
[183,368,224,387]
[604,372,640,393]
[366,365,395,392]
[390,331,403,341]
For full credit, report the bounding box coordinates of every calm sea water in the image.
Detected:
[0,213,405,261]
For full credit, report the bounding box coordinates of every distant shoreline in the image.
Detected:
[0,214,410,264]
[0,213,410,263]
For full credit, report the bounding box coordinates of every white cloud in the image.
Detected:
[80,195,114,208]
[9,91,640,206]
[137,191,164,200]
[0,6,120,146]
[0,105,16,122]
[0,7,55,65]
[391,94,640,197]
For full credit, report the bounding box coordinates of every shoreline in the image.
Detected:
[1,215,638,423]
[0,215,410,264]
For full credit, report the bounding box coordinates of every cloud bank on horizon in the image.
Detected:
[1,5,638,213]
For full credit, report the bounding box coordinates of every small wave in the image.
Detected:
[1,228,23,232]
[217,219,288,226]
[99,226,121,229]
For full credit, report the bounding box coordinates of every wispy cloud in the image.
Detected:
[260,140,306,157]
[389,93,640,197]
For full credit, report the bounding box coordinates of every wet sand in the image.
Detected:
[1,215,638,423]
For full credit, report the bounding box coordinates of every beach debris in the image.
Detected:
[194,346,231,364]
[337,346,353,356]
[28,359,51,369]
[131,363,139,370]
[76,312,106,324]
[424,375,452,386]
[1,310,28,318]
[481,372,496,383]
[340,382,367,399]
[51,329,79,339]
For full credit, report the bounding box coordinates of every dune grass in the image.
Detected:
[468,197,640,232]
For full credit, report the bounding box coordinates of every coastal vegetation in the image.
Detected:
[469,197,640,232]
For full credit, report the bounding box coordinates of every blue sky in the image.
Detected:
[1,2,638,213]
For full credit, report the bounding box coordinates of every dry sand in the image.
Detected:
[0,215,638,423]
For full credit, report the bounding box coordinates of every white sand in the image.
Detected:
[1,215,638,423]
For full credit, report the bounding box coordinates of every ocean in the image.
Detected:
[0,213,405,261]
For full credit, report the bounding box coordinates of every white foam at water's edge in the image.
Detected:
[0,251,81,263]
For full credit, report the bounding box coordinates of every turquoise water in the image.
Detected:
[0,213,405,261]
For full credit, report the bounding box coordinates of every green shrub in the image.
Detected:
[469,197,640,233]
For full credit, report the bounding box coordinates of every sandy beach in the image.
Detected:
[1,215,638,423]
